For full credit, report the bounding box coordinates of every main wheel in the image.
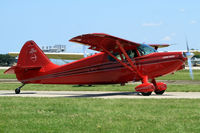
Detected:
[15,88,20,94]
[154,90,165,95]
[141,92,152,96]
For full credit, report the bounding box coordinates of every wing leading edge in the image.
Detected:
[69,33,141,52]
[69,33,170,52]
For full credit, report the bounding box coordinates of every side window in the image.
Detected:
[127,50,138,58]
[108,50,137,61]
[108,52,124,61]
[108,52,118,61]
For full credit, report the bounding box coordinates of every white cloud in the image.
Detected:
[162,36,171,41]
[142,22,162,27]
[190,20,197,24]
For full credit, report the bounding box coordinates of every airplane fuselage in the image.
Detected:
[17,51,186,85]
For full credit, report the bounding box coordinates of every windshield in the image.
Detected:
[137,44,157,56]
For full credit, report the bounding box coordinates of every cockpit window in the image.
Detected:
[137,44,157,56]
[108,52,122,61]
[108,50,138,61]
[126,50,138,58]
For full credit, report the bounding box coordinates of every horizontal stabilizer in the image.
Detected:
[4,66,42,74]
[4,66,16,74]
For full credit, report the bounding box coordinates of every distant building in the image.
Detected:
[41,45,66,53]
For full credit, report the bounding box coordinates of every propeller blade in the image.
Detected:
[187,57,194,80]
[185,36,194,80]
[185,37,190,52]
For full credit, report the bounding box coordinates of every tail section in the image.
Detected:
[5,40,58,82]
[17,40,51,67]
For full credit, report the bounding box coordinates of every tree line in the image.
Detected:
[0,54,16,66]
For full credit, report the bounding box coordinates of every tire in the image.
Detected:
[154,90,165,95]
[141,92,152,96]
[15,88,20,94]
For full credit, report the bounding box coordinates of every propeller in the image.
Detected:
[184,37,194,79]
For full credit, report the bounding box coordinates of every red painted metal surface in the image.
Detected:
[135,83,155,93]
[5,33,187,95]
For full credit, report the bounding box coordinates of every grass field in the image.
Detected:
[157,69,200,80]
[1,83,200,92]
[1,97,200,133]
[0,69,16,79]
[1,70,200,133]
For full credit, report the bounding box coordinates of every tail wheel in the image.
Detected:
[15,88,20,94]
[154,90,165,95]
[141,92,152,96]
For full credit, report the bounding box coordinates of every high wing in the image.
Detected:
[8,52,86,60]
[69,33,141,52]
[70,33,144,78]
[69,33,169,52]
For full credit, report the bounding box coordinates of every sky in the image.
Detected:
[0,0,200,54]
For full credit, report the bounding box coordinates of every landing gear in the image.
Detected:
[135,77,167,96]
[151,79,167,95]
[135,76,155,96]
[141,92,152,96]
[15,88,20,94]
[15,84,25,94]
[154,90,165,95]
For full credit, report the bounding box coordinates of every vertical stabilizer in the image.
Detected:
[17,40,51,67]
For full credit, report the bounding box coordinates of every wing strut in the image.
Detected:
[116,40,144,78]
[100,45,135,72]
[99,40,144,79]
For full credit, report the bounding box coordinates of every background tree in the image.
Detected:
[0,54,16,66]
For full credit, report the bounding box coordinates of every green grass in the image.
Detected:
[167,84,200,92]
[1,83,200,92]
[0,83,136,91]
[0,69,16,79]
[0,97,200,133]
[157,70,200,80]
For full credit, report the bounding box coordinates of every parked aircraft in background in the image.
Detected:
[191,57,200,66]
[5,33,194,96]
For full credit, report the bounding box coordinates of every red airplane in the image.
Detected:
[4,33,193,96]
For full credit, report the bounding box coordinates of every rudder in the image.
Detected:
[5,40,58,82]
[17,40,51,67]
